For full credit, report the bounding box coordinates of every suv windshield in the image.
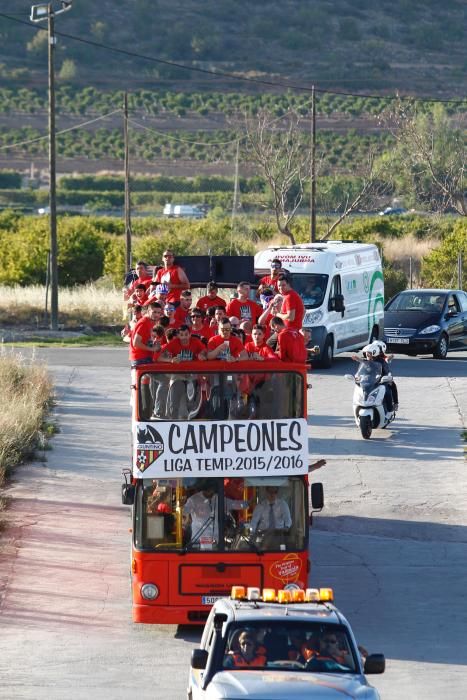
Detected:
[135,476,307,553]
[138,370,304,422]
[222,622,358,673]
[289,274,328,309]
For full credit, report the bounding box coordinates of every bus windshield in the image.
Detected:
[135,476,307,553]
[138,370,304,422]
[289,274,328,309]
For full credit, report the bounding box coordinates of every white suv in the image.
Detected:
[187,586,384,699]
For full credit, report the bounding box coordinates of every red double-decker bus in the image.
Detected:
[122,359,323,624]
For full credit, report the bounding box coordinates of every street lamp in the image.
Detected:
[30,1,73,330]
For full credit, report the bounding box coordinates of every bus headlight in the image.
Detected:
[141,583,159,600]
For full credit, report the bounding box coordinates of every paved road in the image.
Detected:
[0,347,466,699]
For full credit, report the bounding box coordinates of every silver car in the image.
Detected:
[187,590,384,699]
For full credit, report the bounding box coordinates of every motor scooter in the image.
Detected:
[345,360,396,439]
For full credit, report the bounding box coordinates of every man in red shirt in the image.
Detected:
[196,282,226,313]
[174,290,193,327]
[129,302,164,367]
[257,258,284,293]
[153,250,190,305]
[245,325,277,360]
[226,282,262,324]
[123,260,152,300]
[207,318,248,361]
[157,325,207,363]
[276,275,304,330]
[209,305,227,335]
[190,310,213,343]
[273,317,307,363]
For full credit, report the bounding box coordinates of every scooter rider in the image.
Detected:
[352,341,398,412]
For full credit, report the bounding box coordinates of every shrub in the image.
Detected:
[0,171,21,188]
[420,221,467,287]
[0,217,106,285]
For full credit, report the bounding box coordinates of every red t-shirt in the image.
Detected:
[174,305,192,327]
[259,275,280,292]
[276,328,307,363]
[129,315,154,361]
[281,289,304,330]
[191,325,214,342]
[127,274,152,295]
[226,298,262,323]
[244,341,277,360]
[196,295,226,312]
[163,336,205,361]
[154,265,187,304]
[207,334,245,359]
[130,290,149,306]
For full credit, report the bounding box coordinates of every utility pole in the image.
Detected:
[124,92,132,273]
[31,1,73,330]
[230,139,240,255]
[48,8,58,329]
[310,85,317,243]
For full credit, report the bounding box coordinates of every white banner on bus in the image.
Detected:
[133,419,308,479]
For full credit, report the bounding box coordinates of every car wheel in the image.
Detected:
[433,333,448,359]
[359,415,372,439]
[320,335,334,369]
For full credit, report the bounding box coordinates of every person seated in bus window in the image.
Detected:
[183,482,248,547]
[250,485,292,533]
[224,630,267,668]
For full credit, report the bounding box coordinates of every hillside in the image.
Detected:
[0,0,466,97]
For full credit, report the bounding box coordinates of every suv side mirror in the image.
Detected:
[191,649,208,670]
[364,653,385,674]
[121,483,135,505]
[329,294,345,314]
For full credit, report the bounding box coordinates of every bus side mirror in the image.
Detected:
[121,483,135,505]
[364,654,385,674]
[191,649,208,670]
[310,482,324,520]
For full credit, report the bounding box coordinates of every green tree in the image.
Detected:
[58,59,77,82]
[420,222,467,287]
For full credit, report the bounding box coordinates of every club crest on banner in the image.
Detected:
[136,424,164,472]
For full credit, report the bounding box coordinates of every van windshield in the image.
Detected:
[289,274,328,308]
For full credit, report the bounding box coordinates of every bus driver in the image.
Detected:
[183,482,248,547]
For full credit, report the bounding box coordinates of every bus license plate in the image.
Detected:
[388,337,409,344]
[202,596,223,605]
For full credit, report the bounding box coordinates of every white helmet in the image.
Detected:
[362,342,380,358]
[374,340,386,354]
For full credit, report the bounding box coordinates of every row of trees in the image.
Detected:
[0,211,464,292]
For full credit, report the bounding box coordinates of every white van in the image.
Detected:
[163,203,205,219]
[254,242,384,367]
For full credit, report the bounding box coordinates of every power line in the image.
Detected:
[128,118,242,146]
[0,11,466,105]
[0,109,120,150]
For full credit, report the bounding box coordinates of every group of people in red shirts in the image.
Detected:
[122,251,309,368]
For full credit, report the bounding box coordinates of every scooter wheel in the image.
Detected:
[359,415,372,439]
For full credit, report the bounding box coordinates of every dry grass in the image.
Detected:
[0,284,124,327]
[0,352,54,500]
[380,235,438,264]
